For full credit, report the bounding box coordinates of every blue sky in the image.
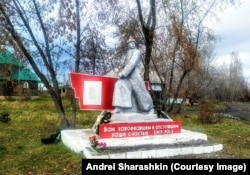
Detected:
[213,1,250,84]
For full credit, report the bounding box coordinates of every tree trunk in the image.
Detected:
[136,0,156,82]
[168,70,188,112]
[50,90,70,129]
[70,0,81,128]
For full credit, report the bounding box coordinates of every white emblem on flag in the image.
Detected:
[83,81,102,105]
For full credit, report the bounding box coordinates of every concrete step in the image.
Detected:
[61,129,223,159]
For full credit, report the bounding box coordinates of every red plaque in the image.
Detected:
[98,121,182,138]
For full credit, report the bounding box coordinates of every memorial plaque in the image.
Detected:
[98,121,182,138]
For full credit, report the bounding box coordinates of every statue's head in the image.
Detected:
[127,36,136,49]
[127,36,136,43]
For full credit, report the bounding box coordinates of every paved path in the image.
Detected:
[223,102,250,121]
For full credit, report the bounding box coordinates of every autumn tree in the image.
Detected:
[146,0,219,112]
[166,15,200,112]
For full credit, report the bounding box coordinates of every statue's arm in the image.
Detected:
[119,50,141,78]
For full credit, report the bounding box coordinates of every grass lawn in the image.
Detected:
[1,97,250,174]
[0,97,98,175]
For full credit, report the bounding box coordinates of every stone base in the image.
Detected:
[61,129,223,159]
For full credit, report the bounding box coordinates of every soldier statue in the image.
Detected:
[112,36,154,114]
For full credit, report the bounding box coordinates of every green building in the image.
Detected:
[0,51,40,99]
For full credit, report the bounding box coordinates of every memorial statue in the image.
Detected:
[112,36,154,114]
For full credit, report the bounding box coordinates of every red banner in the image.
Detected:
[70,72,117,110]
[99,121,182,138]
[70,72,149,110]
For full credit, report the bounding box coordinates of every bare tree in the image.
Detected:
[228,51,245,101]
[212,52,246,102]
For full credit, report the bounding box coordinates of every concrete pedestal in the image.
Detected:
[61,129,223,159]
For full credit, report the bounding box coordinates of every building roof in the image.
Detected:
[0,51,22,66]
[11,68,40,82]
[0,51,40,82]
